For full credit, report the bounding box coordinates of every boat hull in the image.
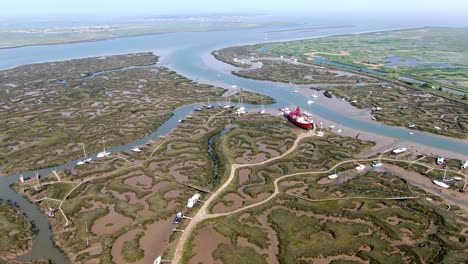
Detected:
[433,180,450,188]
[286,115,312,130]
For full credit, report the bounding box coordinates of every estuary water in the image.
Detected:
[0,18,467,263]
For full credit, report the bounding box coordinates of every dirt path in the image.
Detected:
[171,130,468,263]
[171,128,316,263]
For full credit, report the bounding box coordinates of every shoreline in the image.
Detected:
[0,22,297,51]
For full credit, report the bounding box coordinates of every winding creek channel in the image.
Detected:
[1,20,468,263]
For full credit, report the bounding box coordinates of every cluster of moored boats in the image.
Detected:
[325,145,467,191]
[76,138,142,166]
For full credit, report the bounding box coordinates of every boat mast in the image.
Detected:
[82,143,87,158]
[102,138,106,152]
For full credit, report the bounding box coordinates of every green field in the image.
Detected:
[253,27,468,93]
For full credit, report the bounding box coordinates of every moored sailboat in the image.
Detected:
[97,138,110,158]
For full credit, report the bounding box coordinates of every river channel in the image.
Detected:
[0,20,467,263]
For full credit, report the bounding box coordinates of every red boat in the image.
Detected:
[285,106,313,129]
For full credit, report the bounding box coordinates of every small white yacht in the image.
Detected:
[433,180,449,189]
[131,147,142,153]
[392,147,407,154]
[433,167,450,188]
[154,256,162,264]
[328,169,339,179]
[77,143,92,166]
[97,139,110,158]
[463,160,468,169]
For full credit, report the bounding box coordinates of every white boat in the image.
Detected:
[236,106,246,114]
[433,180,450,189]
[337,128,342,133]
[206,98,213,109]
[174,211,183,224]
[453,176,463,181]
[222,97,232,108]
[434,126,441,130]
[408,123,416,128]
[293,90,299,93]
[311,94,318,99]
[131,147,142,153]
[187,193,201,208]
[154,256,162,264]
[351,100,358,103]
[259,100,265,114]
[408,132,414,135]
[235,97,246,114]
[328,169,338,179]
[329,125,335,129]
[392,147,407,154]
[355,164,366,171]
[97,139,110,158]
[316,131,324,137]
[371,161,383,167]
[434,166,450,188]
[307,100,314,104]
[436,156,445,165]
[462,160,468,169]
[77,143,91,166]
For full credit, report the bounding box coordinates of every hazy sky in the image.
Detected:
[2,0,467,17]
